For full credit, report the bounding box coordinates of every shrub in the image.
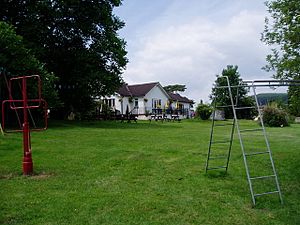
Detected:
[262,103,289,127]
[196,103,212,120]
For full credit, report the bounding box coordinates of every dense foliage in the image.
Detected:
[262,0,300,117]
[261,0,300,79]
[195,103,212,120]
[0,22,59,107]
[262,103,289,127]
[256,93,288,105]
[288,76,300,116]
[210,65,254,119]
[0,0,127,117]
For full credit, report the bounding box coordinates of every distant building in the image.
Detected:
[99,82,194,120]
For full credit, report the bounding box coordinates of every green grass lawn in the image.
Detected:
[0,119,299,225]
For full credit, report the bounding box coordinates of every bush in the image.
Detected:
[196,103,212,120]
[262,103,289,127]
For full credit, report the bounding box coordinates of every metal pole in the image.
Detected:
[0,123,4,136]
[22,76,33,175]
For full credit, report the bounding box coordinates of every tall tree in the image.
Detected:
[288,79,300,116]
[0,0,127,116]
[210,65,254,119]
[261,0,300,79]
[0,21,59,107]
[261,0,300,116]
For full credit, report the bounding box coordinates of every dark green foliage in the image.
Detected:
[210,65,254,119]
[238,96,256,119]
[256,93,288,105]
[0,0,127,116]
[163,84,186,93]
[288,75,300,116]
[262,0,300,116]
[261,0,300,79]
[0,22,59,107]
[262,103,289,127]
[196,103,212,120]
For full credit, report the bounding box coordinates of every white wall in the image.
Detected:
[144,84,169,113]
[101,85,196,119]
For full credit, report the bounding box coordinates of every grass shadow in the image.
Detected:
[47,119,183,130]
[0,171,54,180]
[205,170,229,179]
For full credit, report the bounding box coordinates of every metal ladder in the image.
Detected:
[206,77,283,205]
[205,76,235,173]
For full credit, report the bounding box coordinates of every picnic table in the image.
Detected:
[149,114,181,122]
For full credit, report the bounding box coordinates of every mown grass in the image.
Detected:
[0,119,299,225]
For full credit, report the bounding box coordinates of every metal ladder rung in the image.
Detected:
[245,151,269,156]
[250,175,276,180]
[215,105,235,108]
[235,106,256,110]
[240,128,263,133]
[206,166,227,171]
[254,191,279,197]
[214,123,234,127]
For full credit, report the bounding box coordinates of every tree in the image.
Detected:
[196,102,212,120]
[0,21,59,107]
[163,84,186,93]
[210,65,254,119]
[288,75,300,116]
[261,0,300,79]
[0,0,127,116]
[261,0,300,117]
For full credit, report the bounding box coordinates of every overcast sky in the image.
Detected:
[114,0,275,103]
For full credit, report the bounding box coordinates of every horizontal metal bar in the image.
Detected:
[235,106,256,110]
[214,79,300,89]
[243,79,300,84]
[214,123,234,127]
[250,175,276,180]
[206,166,227,170]
[245,151,269,156]
[215,105,235,108]
[254,191,279,197]
[240,128,263,133]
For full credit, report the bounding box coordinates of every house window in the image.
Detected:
[134,98,139,108]
[103,99,115,107]
[152,99,161,108]
[175,102,183,110]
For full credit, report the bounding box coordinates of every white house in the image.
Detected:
[99,82,194,120]
[168,92,195,118]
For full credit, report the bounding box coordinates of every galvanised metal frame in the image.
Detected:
[206,78,300,205]
[205,76,235,173]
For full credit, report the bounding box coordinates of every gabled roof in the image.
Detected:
[117,82,194,104]
[117,82,160,97]
[169,92,194,104]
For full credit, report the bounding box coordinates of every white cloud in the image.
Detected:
[122,6,270,103]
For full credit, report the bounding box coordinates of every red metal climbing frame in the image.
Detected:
[2,75,46,175]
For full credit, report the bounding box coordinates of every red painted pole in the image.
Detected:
[22,76,33,175]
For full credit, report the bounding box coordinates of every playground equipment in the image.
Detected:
[1,74,47,175]
[206,77,300,205]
